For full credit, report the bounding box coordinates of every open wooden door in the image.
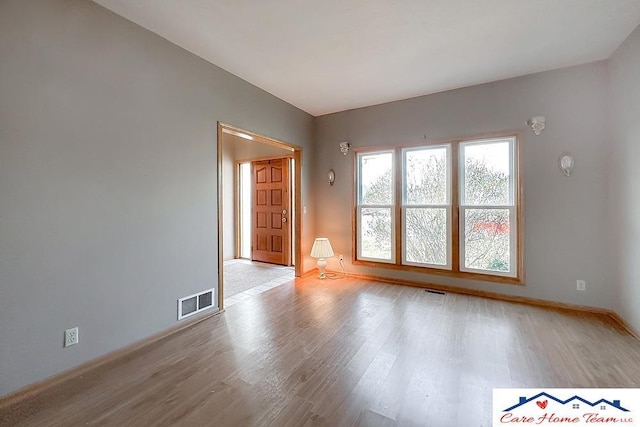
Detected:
[252,158,291,265]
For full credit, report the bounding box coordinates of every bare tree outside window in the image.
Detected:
[461,140,513,273]
[404,146,449,266]
[358,153,393,261]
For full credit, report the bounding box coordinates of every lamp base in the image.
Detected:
[317,258,327,279]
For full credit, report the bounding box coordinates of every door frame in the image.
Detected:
[217,122,302,310]
[236,155,295,262]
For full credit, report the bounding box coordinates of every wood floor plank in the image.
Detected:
[2,276,640,426]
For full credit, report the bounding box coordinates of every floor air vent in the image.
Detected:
[178,289,215,320]
[424,289,445,306]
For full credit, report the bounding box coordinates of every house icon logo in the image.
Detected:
[504,392,630,412]
[493,388,639,425]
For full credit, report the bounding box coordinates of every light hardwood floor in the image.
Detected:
[2,276,639,426]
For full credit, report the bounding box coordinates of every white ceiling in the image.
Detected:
[94,0,640,117]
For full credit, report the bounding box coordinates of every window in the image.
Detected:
[355,135,521,283]
[356,151,395,262]
[402,145,451,268]
[460,139,516,277]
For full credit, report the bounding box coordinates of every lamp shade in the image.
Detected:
[310,238,334,258]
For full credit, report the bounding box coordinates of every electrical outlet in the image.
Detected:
[339,254,344,261]
[64,327,79,347]
[576,280,586,291]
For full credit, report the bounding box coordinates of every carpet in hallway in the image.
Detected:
[224,261,293,297]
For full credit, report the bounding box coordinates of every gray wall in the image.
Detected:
[0,0,314,397]
[315,62,612,308]
[608,25,640,333]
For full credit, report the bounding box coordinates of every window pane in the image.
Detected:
[464,208,510,272]
[405,208,447,265]
[360,152,393,205]
[405,147,448,205]
[462,141,511,205]
[360,207,392,260]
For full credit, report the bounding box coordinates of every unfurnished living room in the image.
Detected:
[2,1,640,426]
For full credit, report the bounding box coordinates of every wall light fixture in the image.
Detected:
[559,152,574,176]
[527,116,546,135]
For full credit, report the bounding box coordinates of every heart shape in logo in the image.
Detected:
[536,400,548,409]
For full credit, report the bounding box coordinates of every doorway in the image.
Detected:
[217,122,302,310]
[238,158,295,265]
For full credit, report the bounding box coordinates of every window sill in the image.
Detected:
[352,259,524,285]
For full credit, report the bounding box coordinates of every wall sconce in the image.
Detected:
[328,169,335,186]
[527,116,546,135]
[310,237,334,279]
[339,141,351,155]
[559,152,574,176]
